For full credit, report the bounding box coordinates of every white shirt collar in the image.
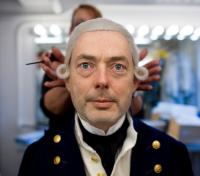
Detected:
[74,112,138,176]
[77,113,126,136]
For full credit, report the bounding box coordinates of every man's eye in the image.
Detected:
[77,62,94,77]
[114,64,125,71]
[81,63,90,69]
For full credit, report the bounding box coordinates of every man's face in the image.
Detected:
[66,31,138,131]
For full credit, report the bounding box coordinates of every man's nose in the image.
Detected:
[95,67,109,89]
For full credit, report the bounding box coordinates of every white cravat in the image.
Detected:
[74,113,137,176]
[77,113,126,136]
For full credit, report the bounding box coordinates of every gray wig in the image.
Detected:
[56,18,148,81]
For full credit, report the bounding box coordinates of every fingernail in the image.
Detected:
[44,82,49,86]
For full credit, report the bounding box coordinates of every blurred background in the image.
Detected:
[0,0,200,175]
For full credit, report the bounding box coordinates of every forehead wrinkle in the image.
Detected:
[76,54,97,62]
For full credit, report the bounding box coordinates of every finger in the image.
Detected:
[39,51,50,62]
[41,51,50,62]
[148,66,161,75]
[41,54,51,67]
[44,80,65,88]
[144,59,160,69]
[50,61,62,71]
[137,84,153,91]
[41,64,57,80]
[141,74,160,83]
[52,47,65,62]
[139,48,148,61]
[44,51,50,58]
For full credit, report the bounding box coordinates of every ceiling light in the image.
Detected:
[137,25,150,37]
[33,24,47,36]
[177,35,185,40]
[49,24,62,36]
[166,25,179,36]
[125,24,135,35]
[135,36,151,45]
[152,25,165,36]
[179,25,194,37]
[193,27,200,37]
[150,35,159,40]
[190,35,199,41]
[163,35,172,40]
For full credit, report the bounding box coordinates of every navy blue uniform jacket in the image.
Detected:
[18,117,193,176]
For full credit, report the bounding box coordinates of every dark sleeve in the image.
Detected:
[18,144,38,176]
[173,141,194,176]
[40,74,56,118]
[40,74,75,130]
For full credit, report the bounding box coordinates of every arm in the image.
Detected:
[137,48,161,91]
[173,142,194,176]
[43,86,70,115]
[18,143,38,176]
[40,48,72,116]
[130,49,161,117]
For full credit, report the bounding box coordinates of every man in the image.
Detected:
[40,4,161,129]
[18,18,193,176]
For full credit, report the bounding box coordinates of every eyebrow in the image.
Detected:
[76,54,129,63]
[108,56,129,63]
[76,54,97,62]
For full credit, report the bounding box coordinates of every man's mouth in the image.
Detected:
[90,98,115,109]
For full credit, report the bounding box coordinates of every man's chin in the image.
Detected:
[88,109,115,117]
[86,111,120,125]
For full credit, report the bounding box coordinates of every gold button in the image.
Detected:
[152,140,161,150]
[91,155,99,163]
[53,135,61,143]
[97,172,105,176]
[53,156,61,165]
[154,164,162,173]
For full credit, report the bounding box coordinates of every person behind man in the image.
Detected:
[40,4,161,129]
[18,18,193,176]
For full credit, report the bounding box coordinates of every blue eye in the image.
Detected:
[77,62,94,77]
[114,64,124,71]
[81,63,90,69]
[78,62,94,73]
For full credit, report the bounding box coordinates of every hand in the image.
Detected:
[40,47,65,88]
[130,95,143,115]
[137,48,161,91]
